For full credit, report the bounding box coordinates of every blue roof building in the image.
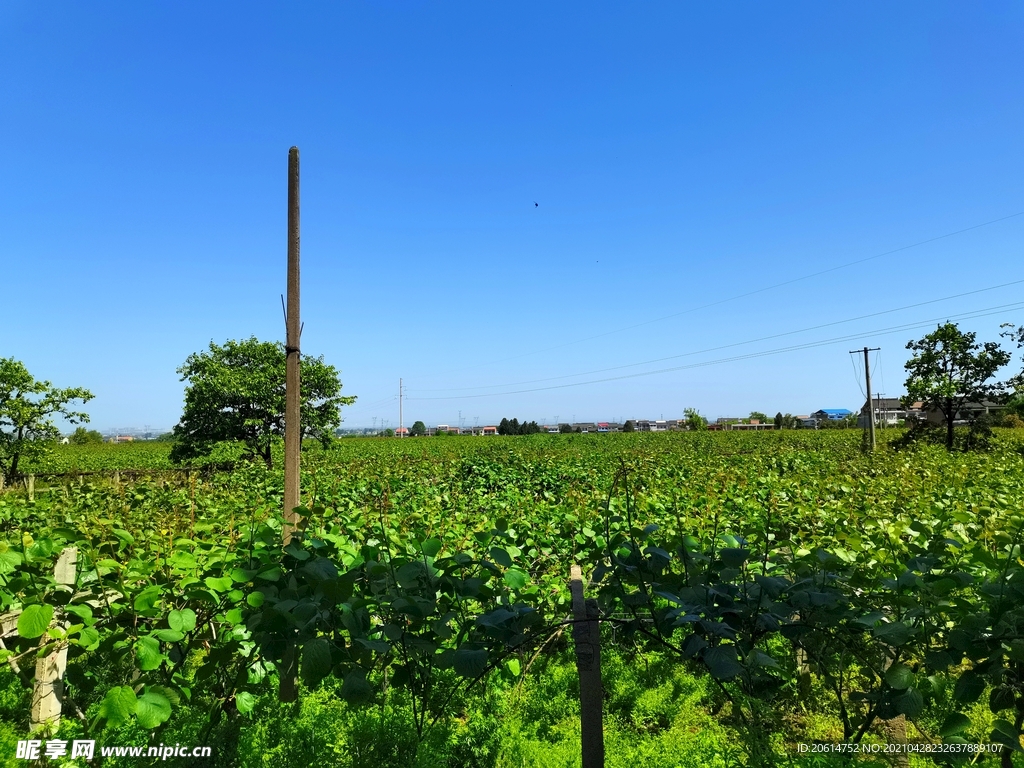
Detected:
[812,408,853,420]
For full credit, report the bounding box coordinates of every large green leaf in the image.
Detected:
[894,688,924,718]
[703,646,742,680]
[940,713,972,737]
[953,671,985,704]
[17,604,53,639]
[340,668,373,705]
[168,608,197,633]
[884,663,915,690]
[136,690,172,729]
[503,568,528,590]
[235,691,256,715]
[99,686,138,727]
[453,648,489,679]
[489,547,513,568]
[300,638,333,687]
[135,636,163,670]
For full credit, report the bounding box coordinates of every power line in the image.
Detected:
[850,352,866,399]
[458,210,1024,369]
[414,278,1024,394]
[407,300,1024,401]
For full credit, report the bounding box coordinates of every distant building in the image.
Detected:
[727,421,772,431]
[482,426,498,436]
[811,409,853,421]
[395,427,409,437]
[858,397,924,427]
[924,400,1006,426]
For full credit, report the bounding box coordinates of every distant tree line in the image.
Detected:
[497,418,542,436]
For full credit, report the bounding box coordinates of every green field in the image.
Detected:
[2,431,1024,766]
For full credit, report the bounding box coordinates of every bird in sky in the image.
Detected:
[534,202,538,207]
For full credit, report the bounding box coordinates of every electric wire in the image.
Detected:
[414,278,1024,393]
[407,301,1024,401]
[462,210,1024,369]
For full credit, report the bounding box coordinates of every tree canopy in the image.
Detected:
[903,323,1010,449]
[171,338,355,468]
[0,358,93,481]
[69,427,104,445]
[683,408,707,430]
[497,418,541,436]
[409,420,427,437]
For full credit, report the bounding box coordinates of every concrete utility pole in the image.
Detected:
[850,347,880,451]
[284,146,302,544]
[399,378,403,437]
[280,146,303,704]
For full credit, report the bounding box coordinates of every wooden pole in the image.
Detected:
[279,146,302,703]
[27,475,34,502]
[30,547,77,732]
[283,145,302,545]
[570,564,604,768]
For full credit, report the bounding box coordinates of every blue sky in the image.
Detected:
[3,2,1024,431]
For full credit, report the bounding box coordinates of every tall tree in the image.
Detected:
[774,412,783,430]
[171,338,355,468]
[0,358,93,482]
[903,323,1011,449]
[1001,323,1024,417]
[622,420,635,432]
[69,427,104,445]
[409,420,427,437]
[684,408,707,430]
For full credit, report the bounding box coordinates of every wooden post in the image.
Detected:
[30,547,77,733]
[279,146,302,703]
[27,475,34,502]
[570,565,604,768]
[0,473,5,491]
[879,655,908,768]
[283,145,302,545]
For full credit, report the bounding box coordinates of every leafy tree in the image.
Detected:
[749,411,768,423]
[171,338,355,469]
[903,323,1011,449]
[409,420,427,437]
[558,423,573,434]
[683,408,707,430]
[1001,323,1024,418]
[774,412,783,430]
[69,427,104,445]
[497,417,540,435]
[622,420,635,432]
[383,428,395,437]
[780,413,800,429]
[0,358,93,482]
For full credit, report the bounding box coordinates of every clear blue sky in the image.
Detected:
[4,2,1024,431]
